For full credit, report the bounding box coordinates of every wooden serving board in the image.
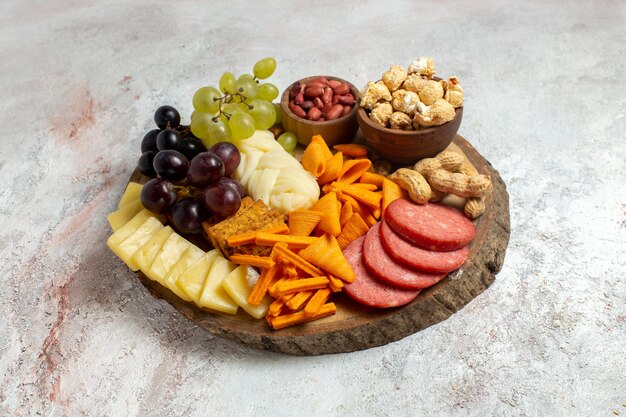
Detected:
[131,134,510,355]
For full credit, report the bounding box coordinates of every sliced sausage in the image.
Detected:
[385,199,476,251]
[363,223,446,290]
[380,220,469,273]
[343,236,420,308]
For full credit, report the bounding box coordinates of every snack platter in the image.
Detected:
[107,58,510,355]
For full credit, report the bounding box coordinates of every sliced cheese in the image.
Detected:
[177,250,220,302]
[222,265,272,319]
[110,217,163,271]
[132,226,175,274]
[107,209,154,248]
[107,199,144,231]
[147,233,191,284]
[162,245,206,302]
[118,182,143,209]
[197,256,238,314]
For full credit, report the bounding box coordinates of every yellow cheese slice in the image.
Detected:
[110,217,163,271]
[107,199,144,231]
[222,265,272,319]
[197,256,238,314]
[162,245,206,301]
[107,209,154,248]
[117,182,143,209]
[147,233,191,284]
[132,226,175,274]
[177,250,220,302]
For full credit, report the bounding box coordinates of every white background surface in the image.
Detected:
[1,0,625,416]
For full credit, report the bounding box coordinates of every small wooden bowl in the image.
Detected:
[281,76,359,147]
[357,105,463,165]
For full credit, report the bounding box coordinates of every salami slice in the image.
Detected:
[385,199,476,251]
[362,223,446,290]
[343,236,420,308]
[380,220,470,273]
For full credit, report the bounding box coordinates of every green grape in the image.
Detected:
[206,119,232,146]
[253,58,276,80]
[193,86,222,113]
[191,110,198,120]
[190,112,214,139]
[238,74,255,81]
[222,101,248,117]
[257,83,279,101]
[273,103,283,124]
[277,131,298,152]
[248,99,276,130]
[234,76,258,99]
[229,111,256,140]
[219,72,236,94]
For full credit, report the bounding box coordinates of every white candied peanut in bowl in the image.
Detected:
[369,102,393,127]
[360,81,392,110]
[382,65,408,92]
[413,99,456,128]
[408,56,436,79]
[391,89,420,115]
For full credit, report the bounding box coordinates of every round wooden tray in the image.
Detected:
[132,134,510,355]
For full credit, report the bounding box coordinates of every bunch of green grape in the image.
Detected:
[190,58,282,147]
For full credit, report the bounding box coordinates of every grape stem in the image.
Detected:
[211,92,253,122]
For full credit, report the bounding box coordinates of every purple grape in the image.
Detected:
[171,198,209,234]
[215,176,245,198]
[187,151,224,188]
[154,105,180,129]
[209,142,241,176]
[141,178,177,214]
[141,129,160,153]
[137,151,157,177]
[178,136,206,161]
[203,183,241,218]
[153,150,189,181]
[156,129,181,151]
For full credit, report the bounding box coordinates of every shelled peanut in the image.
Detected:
[388,150,491,219]
[288,77,356,122]
[360,57,464,130]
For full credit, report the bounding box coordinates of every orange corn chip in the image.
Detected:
[371,205,382,220]
[255,232,317,250]
[362,212,377,227]
[332,143,369,158]
[285,290,315,310]
[317,151,344,185]
[229,254,275,269]
[310,135,333,160]
[328,275,344,292]
[269,277,292,298]
[359,172,385,188]
[339,202,353,228]
[248,265,279,306]
[272,244,324,277]
[288,210,324,236]
[312,192,341,237]
[382,178,409,215]
[332,182,382,210]
[275,276,330,296]
[226,223,289,247]
[271,302,337,330]
[304,288,332,317]
[351,183,378,191]
[337,159,372,184]
[298,234,356,283]
[301,142,326,178]
[336,213,369,250]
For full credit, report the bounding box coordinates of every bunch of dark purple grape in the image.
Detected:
[138,106,244,234]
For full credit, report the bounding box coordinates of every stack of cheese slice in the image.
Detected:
[233,130,320,213]
[106,184,272,319]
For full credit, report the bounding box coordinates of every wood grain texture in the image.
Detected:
[132,134,510,355]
